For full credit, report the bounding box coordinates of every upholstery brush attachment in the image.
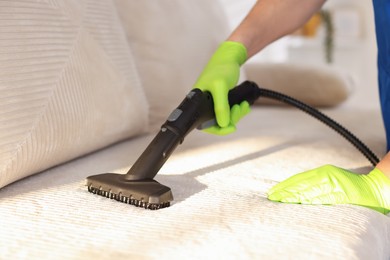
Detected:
[86,81,261,210]
[86,173,172,210]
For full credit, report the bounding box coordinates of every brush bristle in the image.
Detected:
[85,173,173,210]
[87,185,170,210]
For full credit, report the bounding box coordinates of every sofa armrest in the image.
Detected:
[244,61,355,107]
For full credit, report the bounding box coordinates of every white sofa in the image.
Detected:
[1,1,389,259]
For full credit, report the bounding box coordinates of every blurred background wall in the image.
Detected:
[218,0,379,109]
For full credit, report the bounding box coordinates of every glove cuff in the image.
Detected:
[368,168,390,214]
[218,41,248,66]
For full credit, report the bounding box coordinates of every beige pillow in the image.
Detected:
[244,62,353,107]
[115,0,231,130]
[0,0,148,188]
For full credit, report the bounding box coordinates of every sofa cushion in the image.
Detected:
[0,0,148,189]
[115,0,231,130]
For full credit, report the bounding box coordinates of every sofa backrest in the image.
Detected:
[0,0,149,188]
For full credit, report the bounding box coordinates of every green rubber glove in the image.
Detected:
[193,41,248,135]
[203,101,251,135]
[267,165,390,214]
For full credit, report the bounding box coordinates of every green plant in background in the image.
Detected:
[320,9,334,64]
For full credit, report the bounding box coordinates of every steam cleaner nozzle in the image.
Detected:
[86,81,261,210]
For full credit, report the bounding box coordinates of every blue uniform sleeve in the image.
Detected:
[373,0,390,151]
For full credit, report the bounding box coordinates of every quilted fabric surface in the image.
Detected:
[1,107,389,259]
[0,0,148,188]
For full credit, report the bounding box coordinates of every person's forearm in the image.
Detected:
[375,152,390,179]
[228,0,326,58]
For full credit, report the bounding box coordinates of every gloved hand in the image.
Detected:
[203,101,251,135]
[193,41,248,135]
[267,165,390,214]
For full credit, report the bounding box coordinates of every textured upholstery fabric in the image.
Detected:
[0,0,148,189]
[0,107,389,259]
[115,0,230,130]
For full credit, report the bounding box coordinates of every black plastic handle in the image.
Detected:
[228,80,260,106]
